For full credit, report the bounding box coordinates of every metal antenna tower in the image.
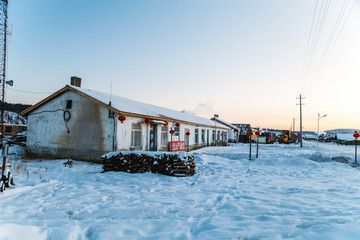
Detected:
[0,0,7,137]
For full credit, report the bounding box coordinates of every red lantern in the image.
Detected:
[354,131,360,140]
[144,118,152,126]
[255,131,260,138]
[175,122,180,128]
[186,131,190,137]
[117,115,126,123]
[247,131,252,136]
[164,121,168,128]
[169,129,175,135]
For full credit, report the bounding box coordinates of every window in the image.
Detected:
[174,127,180,137]
[224,132,228,141]
[212,130,215,142]
[66,100,72,109]
[201,129,205,143]
[217,130,220,141]
[161,126,168,145]
[195,128,199,144]
[131,123,142,147]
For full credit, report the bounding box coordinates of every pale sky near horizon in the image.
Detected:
[4,0,360,131]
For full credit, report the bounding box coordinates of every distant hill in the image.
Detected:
[325,129,360,134]
[3,102,32,114]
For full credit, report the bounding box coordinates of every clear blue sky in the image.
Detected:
[5,0,360,131]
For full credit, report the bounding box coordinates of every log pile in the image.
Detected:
[102,151,195,177]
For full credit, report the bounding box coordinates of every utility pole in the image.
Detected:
[317,113,327,147]
[297,95,305,147]
[293,118,295,132]
[0,0,8,139]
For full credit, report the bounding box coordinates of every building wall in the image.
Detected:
[116,115,145,151]
[26,91,115,161]
[115,118,229,152]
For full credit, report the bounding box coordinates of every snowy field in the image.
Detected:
[1,142,360,239]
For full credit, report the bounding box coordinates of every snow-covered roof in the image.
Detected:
[210,118,239,130]
[22,85,230,129]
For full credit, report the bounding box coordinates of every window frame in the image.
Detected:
[66,100,72,109]
[131,123,142,147]
[161,125,168,146]
[174,126,180,137]
[195,128,199,144]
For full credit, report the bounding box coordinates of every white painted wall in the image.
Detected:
[115,118,229,152]
[27,91,115,161]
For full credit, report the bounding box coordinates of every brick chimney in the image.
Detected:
[70,76,81,87]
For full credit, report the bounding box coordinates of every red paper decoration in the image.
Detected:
[144,118,152,126]
[354,131,360,140]
[117,115,126,123]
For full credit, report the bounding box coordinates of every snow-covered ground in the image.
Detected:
[336,134,355,141]
[1,142,360,239]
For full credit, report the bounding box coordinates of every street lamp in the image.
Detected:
[317,113,327,147]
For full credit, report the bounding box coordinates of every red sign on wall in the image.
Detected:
[169,141,186,152]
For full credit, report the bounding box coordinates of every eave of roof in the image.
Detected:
[211,117,239,130]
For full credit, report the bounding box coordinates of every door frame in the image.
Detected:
[149,124,157,151]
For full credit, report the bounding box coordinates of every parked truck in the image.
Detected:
[277,130,297,144]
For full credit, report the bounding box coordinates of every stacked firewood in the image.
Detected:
[102,151,195,177]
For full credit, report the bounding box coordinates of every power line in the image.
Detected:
[314,0,351,76]
[301,0,331,93]
[315,0,356,77]
[306,0,331,80]
[302,0,319,76]
[305,0,326,76]
[301,0,357,98]
[304,0,356,98]
[7,88,54,94]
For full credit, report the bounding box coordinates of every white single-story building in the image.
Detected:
[21,79,230,161]
[210,117,240,143]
